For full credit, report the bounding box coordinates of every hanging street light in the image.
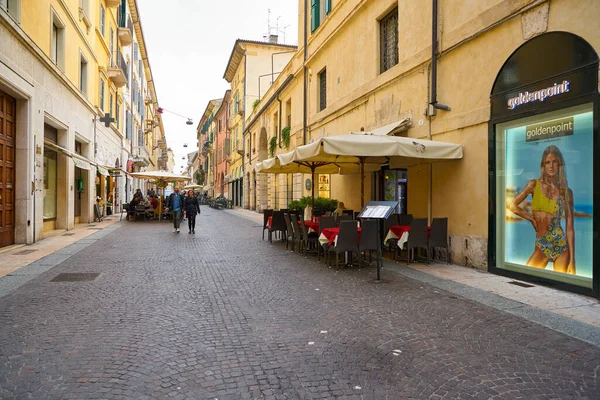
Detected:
[157,107,194,126]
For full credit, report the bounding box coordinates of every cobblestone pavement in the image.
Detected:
[1,208,599,400]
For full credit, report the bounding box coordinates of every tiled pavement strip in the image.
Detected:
[0,206,598,399]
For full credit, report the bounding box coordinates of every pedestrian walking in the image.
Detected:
[183,189,201,234]
[165,186,185,233]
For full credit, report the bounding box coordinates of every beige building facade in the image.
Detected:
[250,0,600,296]
[222,39,297,207]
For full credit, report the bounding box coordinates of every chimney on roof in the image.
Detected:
[269,34,278,44]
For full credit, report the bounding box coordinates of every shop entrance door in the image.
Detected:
[0,90,16,247]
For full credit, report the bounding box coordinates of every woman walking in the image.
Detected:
[183,189,201,234]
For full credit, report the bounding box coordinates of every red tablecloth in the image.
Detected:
[321,227,362,247]
[267,217,318,232]
[389,225,431,239]
[304,220,319,232]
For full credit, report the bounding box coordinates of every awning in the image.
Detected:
[72,158,90,170]
[109,168,127,176]
[44,140,70,155]
[97,166,110,176]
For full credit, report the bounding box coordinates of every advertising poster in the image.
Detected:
[503,106,593,282]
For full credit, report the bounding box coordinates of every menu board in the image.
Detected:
[360,205,391,219]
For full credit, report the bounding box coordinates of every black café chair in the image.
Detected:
[284,213,296,251]
[268,211,286,243]
[317,216,336,262]
[336,215,353,224]
[403,218,429,266]
[428,217,450,264]
[262,209,274,240]
[327,220,359,269]
[384,213,400,255]
[341,209,354,216]
[290,213,304,254]
[300,218,319,258]
[134,205,146,221]
[398,213,413,226]
[358,220,379,270]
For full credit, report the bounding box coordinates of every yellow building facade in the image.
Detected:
[0,0,166,247]
[248,0,600,295]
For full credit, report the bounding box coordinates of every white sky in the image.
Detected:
[137,0,299,173]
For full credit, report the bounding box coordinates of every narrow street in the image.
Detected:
[1,208,599,400]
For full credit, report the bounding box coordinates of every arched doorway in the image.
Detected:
[488,32,599,296]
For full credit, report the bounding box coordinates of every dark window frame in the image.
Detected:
[379,7,399,74]
[318,68,327,112]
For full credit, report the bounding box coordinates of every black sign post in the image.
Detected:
[358,201,399,283]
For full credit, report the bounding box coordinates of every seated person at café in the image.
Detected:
[334,201,346,216]
[150,195,159,210]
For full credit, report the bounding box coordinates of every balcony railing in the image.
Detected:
[133,146,150,166]
[107,51,128,88]
[118,16,133,46]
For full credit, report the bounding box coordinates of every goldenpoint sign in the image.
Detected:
[507,80,570,110]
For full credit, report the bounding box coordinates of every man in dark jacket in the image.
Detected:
[165,187,185,233]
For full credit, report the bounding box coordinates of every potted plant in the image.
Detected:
[281,126,291,149]
[269,136,277,157]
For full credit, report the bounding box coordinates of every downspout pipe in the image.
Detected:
[303,0,308,145]
[277,93,282,147]
[430,0,451,113]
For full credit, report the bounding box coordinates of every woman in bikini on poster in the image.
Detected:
[509,145,576,274]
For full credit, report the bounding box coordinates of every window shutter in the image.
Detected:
[311,0,320,32]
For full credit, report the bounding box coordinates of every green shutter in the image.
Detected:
[325,0,331,15]
[311,0,320,32]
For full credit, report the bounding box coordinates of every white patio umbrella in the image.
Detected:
[129,171,192,181]
[281,123,463,207]
[183,184,204,190]
[256,152,381,209]
[129,171,192,220]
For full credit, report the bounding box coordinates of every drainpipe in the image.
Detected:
[303,0,308,145]
[430,0,450,114]
[277,93,282,147]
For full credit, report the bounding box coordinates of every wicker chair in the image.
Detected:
[404,218,430,266]
[358,220,380,269]
[268,211,286,243]
[327,221,359,269]
[262,209,273,240]
[283,213,296,251]
[428,217,450,264]
[317,216,336,262]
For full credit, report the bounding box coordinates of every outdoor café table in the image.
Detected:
[384,225,431,249]
[319,227,362,247]
[268,216,319,232]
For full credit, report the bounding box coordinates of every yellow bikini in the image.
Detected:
[531,180,567,261]
[531,180,558,214]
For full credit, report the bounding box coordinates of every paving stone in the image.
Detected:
[0,207,599,398]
